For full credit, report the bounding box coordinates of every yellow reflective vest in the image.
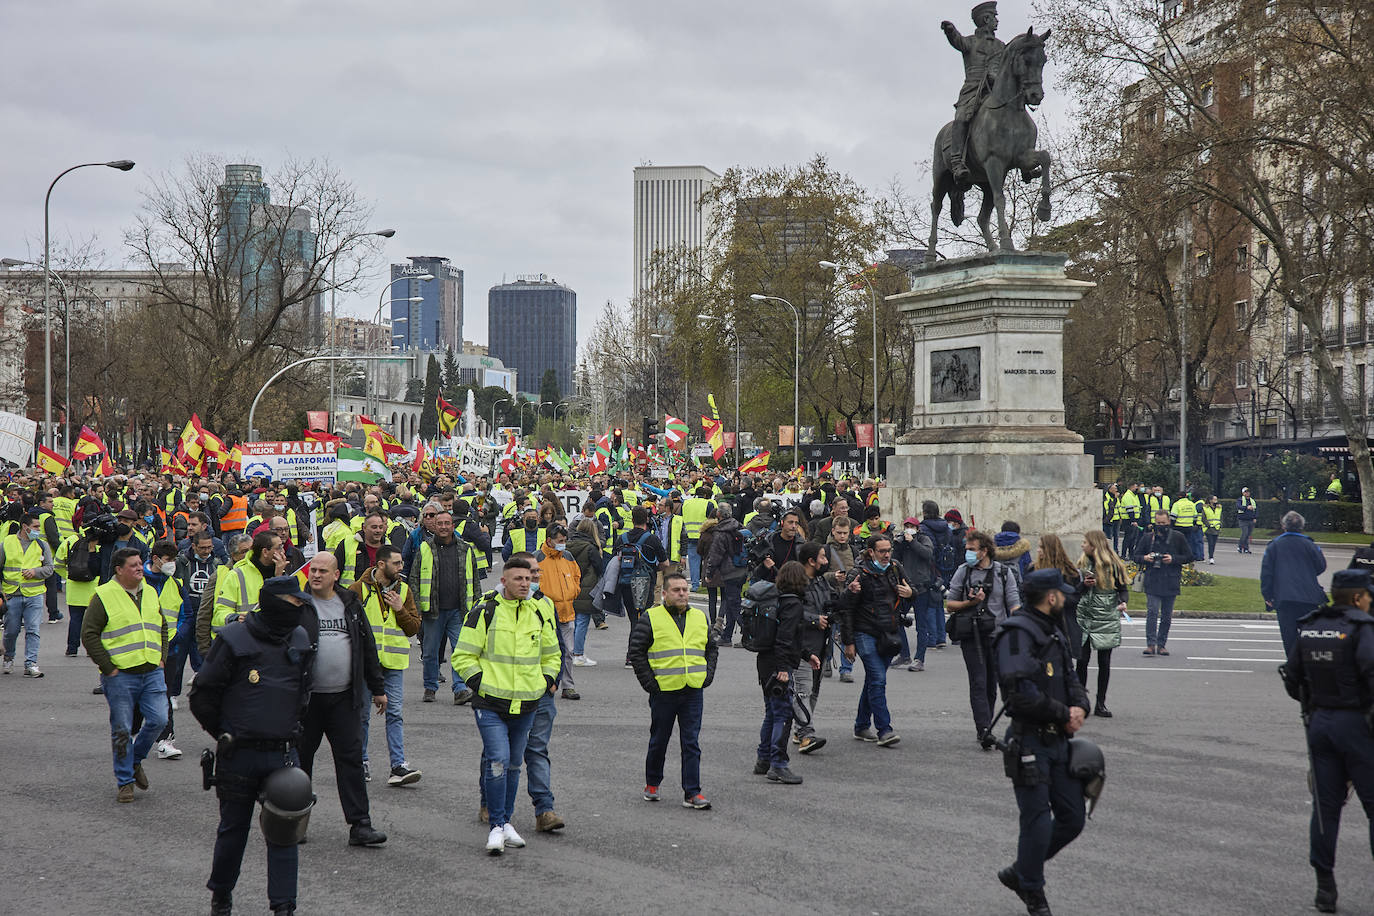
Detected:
[1172,498,1198,529]
[451,591,559,715]
[361,580,413,670]
[681,497,711,541]
[210,558,263,640]
[1117,489,1141,523]
[53,496,78,542]
[156,577,183,630]
[645,604,710,691]
[2,534,48,598]
[55,534,98,607]
[95,580,165,670]
[415,538,480,614]
[1202,505,1223,531]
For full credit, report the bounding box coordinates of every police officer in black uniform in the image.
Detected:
[991,568,1091,916]
[1280,568,1374,914]
[190,576,317,916]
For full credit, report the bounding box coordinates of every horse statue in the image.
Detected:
[927,27,1053,258]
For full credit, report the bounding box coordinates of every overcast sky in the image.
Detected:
[0,0,1061,351]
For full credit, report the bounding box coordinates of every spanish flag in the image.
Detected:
[36,445,68,474]
[738,451,770,473]
[223,445,242,475]
[177,415,205,460]
[72,426,106,460]
[304,427,342,444]
[97,450,114,476]
[701,416,725,461]
[818,458,834,476]
[436,395,460,438]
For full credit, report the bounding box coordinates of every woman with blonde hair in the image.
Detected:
[1032,533,1085,649]
[1075,529,1129,717]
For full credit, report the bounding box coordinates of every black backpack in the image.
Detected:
[65,537,97,582]
[738,580,780,652]
[616,530,654,586]
[929,527,959,581]
[729,529,751,568]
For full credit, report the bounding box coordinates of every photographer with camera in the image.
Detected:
[754,560,814,785]
[752,508,805,584]
[946,529,1021,749]
[790,542,837,754]
[893,516,935,671]
[1133,509,1192,657]
[839,535,912,747]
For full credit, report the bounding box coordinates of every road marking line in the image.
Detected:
[1114,666,1253,673]
[1228,647,1284,652]
[1187,657,1284,663]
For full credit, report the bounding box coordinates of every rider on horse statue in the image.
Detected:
[942,1,1006,189]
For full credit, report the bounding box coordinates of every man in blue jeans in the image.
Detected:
[1260,509,1328,655]
[409,509,480,704]
[2,510,56,677]
[81,547,169,801]
[839,535,911,747]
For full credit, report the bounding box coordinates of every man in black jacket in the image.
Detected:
[840,536,911,747]
[992,569,1091,916]
[754,509,805,583]
[1133,510,1193,656]
[297,552,388,847]
[791,543,836,754]
[755,560,813,785]
[627,572,718,808]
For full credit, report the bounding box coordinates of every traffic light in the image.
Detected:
[642,416,659,448]
[612,427,623,452]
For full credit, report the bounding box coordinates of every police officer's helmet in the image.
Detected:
[258,766,316,846]
[1067,736,1106,816]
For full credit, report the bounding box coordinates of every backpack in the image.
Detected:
[729,529,751,568]
[738,580,780,652]
[930,528,959,581]
[616,530,654,586]
[66,538,97,582]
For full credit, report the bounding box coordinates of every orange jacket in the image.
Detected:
[538,539,581,623]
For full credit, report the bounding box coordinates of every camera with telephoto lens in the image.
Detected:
[1151,554,1163,570]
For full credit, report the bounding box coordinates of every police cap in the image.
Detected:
[260,575,310,603]
[1022,568,1076,596]
[1330,568,1374,595]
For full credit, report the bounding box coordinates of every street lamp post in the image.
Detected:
[3,259,89,449]
[328,229,397,432]
[42,160,134,449]
[822,260,881,477]
[368,293,423,417]
[750,294,801,469]
[490,398,510,439]
[249,355,395,442]
[698,314,741,464]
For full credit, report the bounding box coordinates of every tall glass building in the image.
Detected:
[488,276,577,397]
[389,256,464,352]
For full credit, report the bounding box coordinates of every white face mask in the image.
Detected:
[160,562,177,576]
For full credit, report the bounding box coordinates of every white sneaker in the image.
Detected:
[573,655,597,667]
[485,826,505,855]
[169,696,179,711]
[156,740,182,760]
[502,823,526,848]
[1208,558,1215,564]
[23,664,43,678]
[2,658,12,674]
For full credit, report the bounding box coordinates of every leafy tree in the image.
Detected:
[404,377,424,404]
[441,346,461,402]
[418,354,441,439]
[539,369,561,418]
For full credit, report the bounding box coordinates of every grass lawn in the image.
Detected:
[1125,573,1269,615]
[1217,527,1372,545]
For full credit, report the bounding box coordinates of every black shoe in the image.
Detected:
[752,759,770,775]
[209,892,232,916]
[271,906,295,916]
[1094,700,1113,718]
[1315,869,1337,913]
[348,821,388,846]
[453,688,474,706]
[980,733,999,751]
[765,766,802,785]
[1023,889,1053,916]
[422,689,436,703]
[998,867,1029,904]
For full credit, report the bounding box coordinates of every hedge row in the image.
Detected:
[1214,499,1367,533]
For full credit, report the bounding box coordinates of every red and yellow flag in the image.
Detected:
[436,395,460,438]
[71,426,105,460]
[701,416,725,461]
[738,451,770,473]
[36,445,69,474]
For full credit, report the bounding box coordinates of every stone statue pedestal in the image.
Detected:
[880,252,1101,540]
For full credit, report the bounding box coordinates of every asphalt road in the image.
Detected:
[5,603,1370,916]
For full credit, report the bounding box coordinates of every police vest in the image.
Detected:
[681,498,711,540]
[1202,505,1223,531]
[360,579,412,670]
[219,495,249,533]
[2,534,47,597]
[95,580,164,669]
[52,496,77,542]
[450,593,557,715]
[1172,499,1198,529]
[645,604,709,690]
[217,621,313,740]
[415,538,479,614]
[211,559,264,640]
[1297,606,1373,710]
[993,614,1074,721]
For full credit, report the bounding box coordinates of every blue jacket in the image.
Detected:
[1260,531,1327,606]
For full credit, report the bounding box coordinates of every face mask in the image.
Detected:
[552,543,566,553]
[273,505,285,512]
[872,559,891,571]
[965,549,980,566]
[199,493,210,501]
[143,515,155,524]
[904,527,916,535]
[160,562,176,576]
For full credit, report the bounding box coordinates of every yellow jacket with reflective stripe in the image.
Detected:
[322,519,352,553]
[1117,489,1140,522]
[156,577,183,629]
[1171,498,1198,528]
[2,533,47,597]
[682,497,711,540]
[507,526,538,556]
[210,558,263,640]
[646,604,709,690]
[55,535,98,607]
[451,592,559,715]
[667,515,685,563]
[96,579,165,669]
[416,537,480,614]
[360,580,413,669]
[53,496,78,542]
[1202,505,1223,531]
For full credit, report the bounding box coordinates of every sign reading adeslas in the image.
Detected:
[242,441,338,481]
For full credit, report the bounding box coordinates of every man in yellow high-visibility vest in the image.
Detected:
[626,571,718,809]
[680,487,716,589]
[2,511,56,677]
[81,546,170,802]
[350,545,421,787]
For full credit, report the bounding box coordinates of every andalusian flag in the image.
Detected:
[663,415,688,450]
[738,451,770,473]
[36,445,68,474]
[72,426,105,460]
[338,446,392,482]
[701,416,725,461]
[436,395,460,438]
